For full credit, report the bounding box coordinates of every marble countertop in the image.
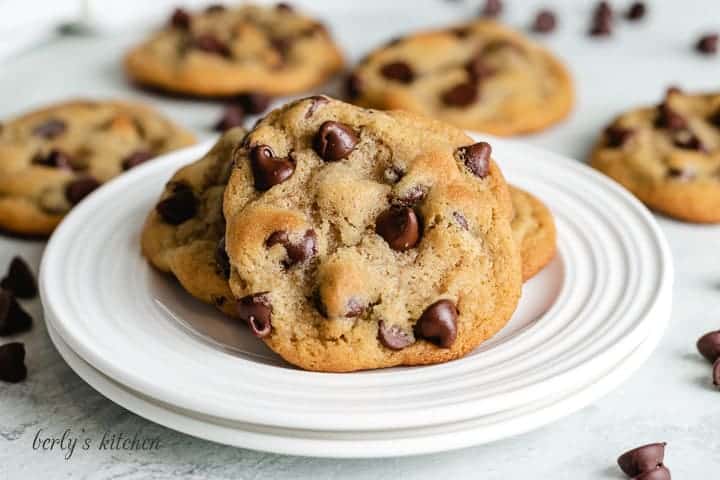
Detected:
[1,0,720,477]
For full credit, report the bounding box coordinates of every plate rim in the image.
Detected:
[45,299,669,458]
[40,136,674,431]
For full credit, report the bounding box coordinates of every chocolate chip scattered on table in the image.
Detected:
[1,256,37,299]
[0,342,27,383]
[532,10,557,34]
[617,443,670,479]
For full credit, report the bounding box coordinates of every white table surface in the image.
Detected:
[1,0,719,478]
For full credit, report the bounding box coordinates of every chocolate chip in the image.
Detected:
[667,167,695,181]
[605,126,635,148]
[453,211,469,230]
[415,299,458,348]
[451,27,472,39]
[0,342,27,383]
[345,298,366,318]
[236,293,272,338]
[192,34,231,57]
[156,183,198,224]
[237,93,271,115]
[32,118,66,139]
[205,4,226,13]
[122,150,154,171]
[214,105,245,132]
[65,176,100,205]
[617,443,666,477]
[270,37,291,58]
[590,16,612,36]
[345,73,364,100]
[697,331,720,362]
[170,8,191,29]
[532,10,557,33]
[395,185,428,207]
[215,237,231,279]
[441,82,478,107]
[594,1,613,20]
[589,2,612,36]
[380,61,415,83]
[464,56,496,81]
[632,466,671,480]
[696,34,718,55]
[276,2,294,11]
[655,103,687,130]
[625,2,646,21]
[375,207,421,251]
[249,145,295,191]
[265,229,317,267]
[672,131,705,151]
[313,121,359,162]
[304,96,329,119]
[457,142,492,178]
[378,321,414,350]
[33,149,73,170]
[0,290,33,336]
[1,257,37,299]
[480,0,502,17]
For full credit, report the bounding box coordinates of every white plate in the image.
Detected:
[40,136,673,432]
[46,305,668,458]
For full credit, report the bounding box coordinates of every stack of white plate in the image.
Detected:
[40,136,673,458]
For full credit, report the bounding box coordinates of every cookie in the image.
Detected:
[124,3,344,97]
[590,89,720,223]
[0,100,195,236]
[346,20,573,136]
[221,96,521,372]
[141,128,247,318]
[509,186,557,281]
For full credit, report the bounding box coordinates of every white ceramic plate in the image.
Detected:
[40,136,673,432]
[46,306,668,458]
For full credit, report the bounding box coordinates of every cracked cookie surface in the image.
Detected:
[591,89,720,223]
[509,186,556,281]
[222,96,520,372]
[0,99,194,236]
[346,20,573,136]
[125,3,344,97]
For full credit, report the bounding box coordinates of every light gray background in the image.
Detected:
[1,0,719,478]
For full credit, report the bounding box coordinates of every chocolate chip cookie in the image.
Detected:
[141,128,246,317]
[346,20,573,136]
[510,186,557,281]
[0,100,194,236]
[590,89,720,223]
[125,3,344,97]
[222,96,521,372]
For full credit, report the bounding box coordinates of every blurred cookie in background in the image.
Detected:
[124,3,344,98]
[590,88,720,223]
[345,20,573,136]
[0,99,195,236]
